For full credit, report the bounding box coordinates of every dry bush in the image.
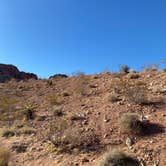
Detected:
[110,78,149,105]
[52,106,63,117]
[74,75,90,96]
[141,64,159,72]
[49,119,100,153]
[111,72,126,79]
[99,149,139,166]
[125,83,149,105]
[0,96,17,126]
[1,129,15,138]
[17,126,36,135]
[46,95,63,105]
[107,93,121,103]
[0,148,10,166]
[119,113,143,135]
[119,65,130,73]
[128,73,140,79]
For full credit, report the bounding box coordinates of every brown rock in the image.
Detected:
[0,63,38,82]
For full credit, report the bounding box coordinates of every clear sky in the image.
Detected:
[1,0,166,78]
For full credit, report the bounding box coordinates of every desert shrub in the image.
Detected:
[119,113,143,135]
[0,148,10,166]
[17,127,36,135]
[141,64,159,72]
[49,119,100,153]
[128,73,140,79]
[99,150,139,166]
[125,84,149,105]
[46,95,63,105]
[52,106,63,117]
[110,78,149,105]
[1,129,15,138]
[119,65,130,73]
[22,103,36,120]
[107,93,121,103]
[0,96,17,126]
[67,112,86,121]
[72,71,85,77]
[11,142,27,153]
[46,80,53,86]
[74,75,90,96]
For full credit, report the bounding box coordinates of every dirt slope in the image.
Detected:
[0,69,166,166]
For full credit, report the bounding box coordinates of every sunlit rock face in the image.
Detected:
[0,64,38,83]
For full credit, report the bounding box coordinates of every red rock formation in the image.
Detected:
[0,64,38,82]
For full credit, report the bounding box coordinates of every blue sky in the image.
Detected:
[1,0,166,78]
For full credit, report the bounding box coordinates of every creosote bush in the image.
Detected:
[99,150,139,166]
[0,148,10,166]
[119,113,143,135]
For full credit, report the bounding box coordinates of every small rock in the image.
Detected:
[126,137,134,147]
[82,157,89,163]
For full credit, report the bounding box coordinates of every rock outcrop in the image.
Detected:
[0,64,38,83]
[49,74,68,79]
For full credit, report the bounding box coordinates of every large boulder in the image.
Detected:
[0,64,38,83]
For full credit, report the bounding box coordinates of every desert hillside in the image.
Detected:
[0,64,166,166]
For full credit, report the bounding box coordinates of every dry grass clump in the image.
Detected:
[46,95,63,105]
[52,106,63,117]
[1,129,15,138]
[49,119,100,153]
[110,78,149,105]
[74,74,90,96]
[17,126,36,135]
[107,93,121,103]
[0,148,10,166]
[0,96,18,126]
[119,113,143,135]
[99,149,139,166]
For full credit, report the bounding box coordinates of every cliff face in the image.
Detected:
[0,64,38,82]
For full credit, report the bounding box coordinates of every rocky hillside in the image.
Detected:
[0,66,166,166]
[0,64,38,83]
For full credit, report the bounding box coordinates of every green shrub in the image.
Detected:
[22,103,36,120]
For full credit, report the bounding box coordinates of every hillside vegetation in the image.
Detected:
[0,65,166,166]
